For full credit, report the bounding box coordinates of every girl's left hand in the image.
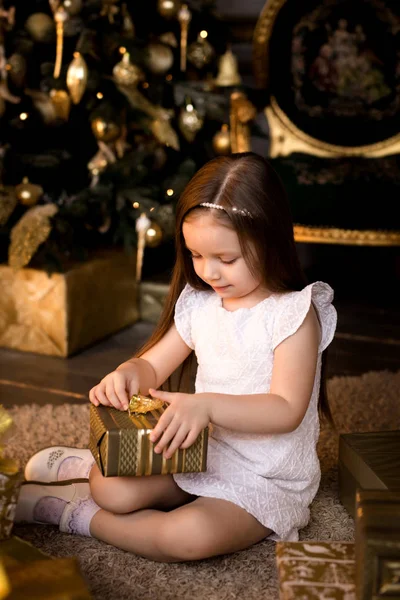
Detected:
[148,389,210,459]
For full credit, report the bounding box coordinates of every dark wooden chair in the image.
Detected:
[253,0,400,247]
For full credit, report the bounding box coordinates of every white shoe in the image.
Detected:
[24,446,93,482]
[14,481,90,525]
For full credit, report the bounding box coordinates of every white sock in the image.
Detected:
[57,455,95,481]
[59,495,101,537]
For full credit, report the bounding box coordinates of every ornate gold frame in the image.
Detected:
[253,1,400,246]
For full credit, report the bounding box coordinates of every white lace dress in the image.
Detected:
[172,282,337,541]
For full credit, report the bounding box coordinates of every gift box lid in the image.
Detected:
[339,431,400,491]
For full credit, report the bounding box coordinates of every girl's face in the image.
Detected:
[182,213,269,308]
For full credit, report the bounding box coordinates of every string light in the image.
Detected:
[200,30,208,39]
[150,207,155,212]
[19,113,28,120]
[133,202,140,208]
[119,46,126,54]
[186,103,193,112]
[96,92,103,99]
[166,188,174,196]
[146,227,156,238]
[166,74,173,81]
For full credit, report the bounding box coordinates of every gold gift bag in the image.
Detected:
[89,396,208,477]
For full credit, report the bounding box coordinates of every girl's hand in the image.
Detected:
[148,389,210,459]
[89,362,140,411]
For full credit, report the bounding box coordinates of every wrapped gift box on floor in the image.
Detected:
[339,431,400,518]
[0,536,92,599]
[89,399,208,477]
[356,490,400,600]
[0,251,139,357]
[276,541,355,599]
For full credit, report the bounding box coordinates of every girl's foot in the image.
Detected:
[15,481,100,537]
[24,446,95,482]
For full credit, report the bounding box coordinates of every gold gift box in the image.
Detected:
[355,490,400,600]
[0,251,139,357]
[89,402,208,477]
[0,536,91,599]
[276,541,356,599]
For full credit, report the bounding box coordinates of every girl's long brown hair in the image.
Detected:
[136,153,332,423]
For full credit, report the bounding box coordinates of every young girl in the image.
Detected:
[16,152,337,562]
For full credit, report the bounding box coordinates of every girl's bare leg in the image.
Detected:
[90,497,271,562]
[89,463,194,513]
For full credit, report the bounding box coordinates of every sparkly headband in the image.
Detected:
[199,202,252,217]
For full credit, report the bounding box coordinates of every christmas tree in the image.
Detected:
[0,0,252,276]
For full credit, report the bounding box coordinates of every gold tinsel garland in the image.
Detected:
[8,204,58,270]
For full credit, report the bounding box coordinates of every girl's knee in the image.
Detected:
[89,471,131,513]
[156,516,214,562]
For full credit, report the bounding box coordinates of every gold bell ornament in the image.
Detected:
[178,99,204,142]
[212,123,231,156]
[157,0,180,19]
[15,177,43,206]
[215,47,242,87]
[66,51,88,104]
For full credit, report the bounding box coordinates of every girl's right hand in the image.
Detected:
[89,362,139,411]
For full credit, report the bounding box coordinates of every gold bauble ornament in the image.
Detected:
[49,89,71,120]
[215,48,242,87]
[178,100,204,142]
[188,33,215,69]
[113,52,143,87]
[9,204,58,270]
[145,221,163,248]
[212,124,231,155]
[145,43,174,76]
[0,186,17,225]
[91,117,121,143]
[66,51,88,104]
[15,177,43,206]
[63,0,82,16]
[157,0,180,18]
[25,13,55,43]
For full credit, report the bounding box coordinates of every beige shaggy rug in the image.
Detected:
[5,370,400,600]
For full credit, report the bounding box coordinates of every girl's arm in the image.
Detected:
[205,306,320,434]
[124,324,193,393]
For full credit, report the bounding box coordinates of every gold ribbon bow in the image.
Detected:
[128,394,164,416]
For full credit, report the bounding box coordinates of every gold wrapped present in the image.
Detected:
[0,536,92,599]
[89,395,208,477]
[0,251,139,357]
[355,490,400,600]
[339,431,400,518]
[276,541,355,599]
